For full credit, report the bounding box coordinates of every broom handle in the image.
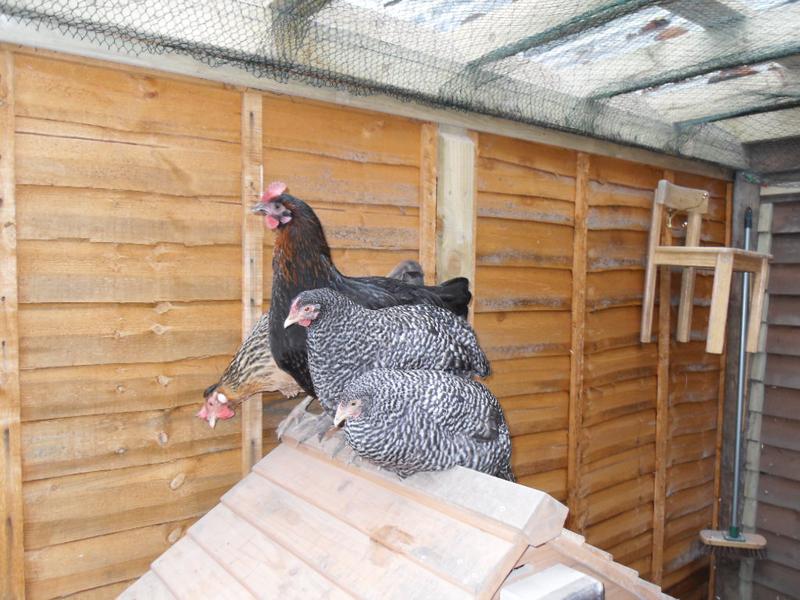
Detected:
[730,207,752,539]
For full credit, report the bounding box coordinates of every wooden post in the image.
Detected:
[240,91,264,476]
[419,123,438,285]
[0,50,25,600]
[567,152,589,532]
[651,169,674,584]
[436,126,477,321]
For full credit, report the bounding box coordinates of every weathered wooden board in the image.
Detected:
[477,192,573,225]
[24,517,197,598]
[511,430,568,478]
[669,401,718,437]
[484,356,571,398]
[263,93,421,167]
[21,404,241,481]
[665,481,714,521]
[583,376,657,426]
[15,54,240,143]
[585,504,653,551]
[476,217,573,269]
[583,474,656,527]
[18,301,241,369]
[262,147,419,208]
[581,409,657,464]
[16,186,241,246]
[585,306,650,353]
[474,310,571,359]
[589,156,663,191]
[499,392,568,437]
[587,230,648,271]
[583,345,658,387]
[474,266,571,312]
[579,446,656,498]
[517,469,567,501]
[478,133,577,178]
[18,240,242,303]
[608,530,653,567]
[477,157,575,202]
[667,430,717,466]
[16,119,240,198]
[666,456,715,496]
[23,449,239,548]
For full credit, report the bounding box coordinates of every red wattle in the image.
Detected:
[265,215,280,230]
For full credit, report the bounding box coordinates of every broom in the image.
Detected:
[700,207,767,560]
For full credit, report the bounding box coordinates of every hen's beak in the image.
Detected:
[333,405,347,428]
[251,202,269,215]
[283,310,301,328]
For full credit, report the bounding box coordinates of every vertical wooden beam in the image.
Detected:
[0,50,25,600]
[708,182,733,600]
[240,91,264,476]
[651,169,674,585]
[419,123,438,285]
[436,126,477,321]
[567,152,589,532]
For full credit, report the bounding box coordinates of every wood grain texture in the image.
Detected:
[0,48,25,600]
[240,91,263,476]
[567,152,589,531]
[419,122,437,284]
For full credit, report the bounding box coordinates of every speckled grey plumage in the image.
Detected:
[295,288,490,415]
[338,369,514,481]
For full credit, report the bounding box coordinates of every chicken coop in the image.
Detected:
[0,1,798,599]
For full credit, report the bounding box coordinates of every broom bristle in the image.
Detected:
[699,544,768,560]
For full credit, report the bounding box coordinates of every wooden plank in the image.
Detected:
[586,305,652,353]
[19,356,230,421]
[763,385,800,420]
[152,535,255,599]
[665,481,714,521]
[241,90,263,476]
[188,504,351,600]
[24,517,196,598]
[499,392,568,437]
[17,240,242,303]
[753,560,800,599]
[477,217,573,269]
[18,301,241,369]
[669,401,718,437]
[579,445,656,497]
[760,418,800,453]
[665,506,713,548]
[478,133,577,178]
[22,449,240,549]
[758,444,800,481]
[0,48,25,600]
[16,117,240,198]
[767,264,800,295]
[263,146,419,208]
[477,157,576,202]
[119,572,175,600]
[770,233,800,264]
[583,345,658,387]
[419,122,437,284]
[484,356,571,398]
[608,530,653,566]
[583,474,655,527]
[477,191,573,226]
[567,152,589,532]
[16,186,240,246]
[666,456,715,496]
[587,230,648,271]
[765,354,800,389]
[223,469,471,599]
[474,266,571,313]
[667,430,717,466]
[586,270,647,310]
[756,502,800,540]
[766,324,800,356]
[583,377,657,427]
[474,310,571,359]
[20,404,241,481]
[589,156,664,191]
[255,445,520,596]
[771,202,800,234]
[15,53,240,143]
[511,430,569,478]
[263,92,421,167]
[517,469,567,501]
[581,410,657,465]
[585,504,653,551]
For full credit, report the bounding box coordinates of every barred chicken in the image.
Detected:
[334,369,514,481]
[284,287,489,416]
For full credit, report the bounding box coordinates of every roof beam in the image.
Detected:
[678,97,800,128]
[461,0,661,69]
[716,106,800,143]
[558,3,800,99]
[747,135,800,174]
[667,0,747,27]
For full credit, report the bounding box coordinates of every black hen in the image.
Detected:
[251,182,472,396]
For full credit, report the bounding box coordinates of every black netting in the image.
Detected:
[2,0,799,179]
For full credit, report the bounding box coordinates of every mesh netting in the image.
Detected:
[2,0,799,178]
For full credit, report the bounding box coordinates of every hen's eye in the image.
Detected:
[303,306,311,312]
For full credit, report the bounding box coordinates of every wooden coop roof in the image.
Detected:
[121,414,671,599]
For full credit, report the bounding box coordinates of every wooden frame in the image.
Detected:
[0,49,25,600]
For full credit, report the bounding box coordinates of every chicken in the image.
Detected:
[333,369,514,481]
[251,182,472,397]
[197,261,437,428]
[197,313,303,427]
[284,287,489,416]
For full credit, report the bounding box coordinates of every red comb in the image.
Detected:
[263,181,287,202]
